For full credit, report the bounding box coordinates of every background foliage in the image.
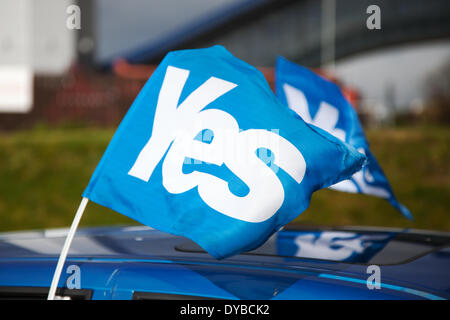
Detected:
[0,125,448,232]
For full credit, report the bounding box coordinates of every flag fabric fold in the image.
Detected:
[83,46,366,259]
[275,56,412,220]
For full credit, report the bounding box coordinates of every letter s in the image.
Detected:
[197,129,305,223]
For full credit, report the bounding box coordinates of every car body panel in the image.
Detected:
[0,225,448,300]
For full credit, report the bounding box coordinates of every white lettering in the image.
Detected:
[129,66,306,223]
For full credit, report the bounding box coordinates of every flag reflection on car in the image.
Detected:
[276,231,394,263]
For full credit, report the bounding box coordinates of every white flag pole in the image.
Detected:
[47,197,89,300]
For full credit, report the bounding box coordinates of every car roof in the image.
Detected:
[0,225,449,300]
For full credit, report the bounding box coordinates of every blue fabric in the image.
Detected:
[275,56,412,220]
[83,46,366,259]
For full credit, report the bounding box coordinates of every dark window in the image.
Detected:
[133,291,220,300]
[0,286,92,300]
[175,228,450,265]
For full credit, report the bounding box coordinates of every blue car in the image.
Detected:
[0,225,448,300]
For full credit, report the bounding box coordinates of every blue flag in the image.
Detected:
[275,56,412,220]
[83,46,366,259]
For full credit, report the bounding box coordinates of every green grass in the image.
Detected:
[0,125,448,232]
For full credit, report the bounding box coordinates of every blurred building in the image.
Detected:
[0,0,449,129]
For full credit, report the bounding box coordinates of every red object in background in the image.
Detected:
[113,59,157,80]
[0,59,360,131]
[112,59,360,110]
